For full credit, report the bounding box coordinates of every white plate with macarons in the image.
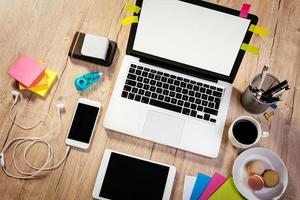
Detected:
[232,147,288,200]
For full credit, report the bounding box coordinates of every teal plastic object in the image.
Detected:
[74,72,102,91]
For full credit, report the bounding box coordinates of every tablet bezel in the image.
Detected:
[126,0,258,83]
[92,149,176,200]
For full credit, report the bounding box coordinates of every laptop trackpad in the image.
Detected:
[142,110,185,146]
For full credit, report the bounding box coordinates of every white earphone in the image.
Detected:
[0,90,71,179]
[11,90,20,104]
[9,90,52,130]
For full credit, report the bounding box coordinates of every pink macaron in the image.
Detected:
[248,174,264,190]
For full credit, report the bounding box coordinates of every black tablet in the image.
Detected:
[92,150,176,200]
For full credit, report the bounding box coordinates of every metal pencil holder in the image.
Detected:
[241,73,280,114]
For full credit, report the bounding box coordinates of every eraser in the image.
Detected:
[81,34,109,60]
[69,32,117,66]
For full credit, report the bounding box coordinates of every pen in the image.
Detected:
[260,94,271,102]
[257,64,269,90]
[260,95,281,103]
[266,80,277,91]
[272,86,290,98]
[263,80,288,96]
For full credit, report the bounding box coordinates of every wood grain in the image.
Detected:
[0,0,299,199]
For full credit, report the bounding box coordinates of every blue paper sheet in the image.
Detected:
[190,173,211,200]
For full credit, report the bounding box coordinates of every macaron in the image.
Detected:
[263,170,280,187]
[248,174,264,190]
[247,160,266,175]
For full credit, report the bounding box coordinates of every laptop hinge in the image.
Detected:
[139,57,218,83]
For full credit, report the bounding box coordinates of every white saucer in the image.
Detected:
[232,147,288,200]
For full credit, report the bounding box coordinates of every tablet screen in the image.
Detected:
[99,152,170,200]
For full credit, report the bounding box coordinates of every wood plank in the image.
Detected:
[0,0,94,199]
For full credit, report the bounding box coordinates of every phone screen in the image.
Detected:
[67,103,99,143]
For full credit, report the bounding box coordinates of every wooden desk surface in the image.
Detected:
[0,0,299,199]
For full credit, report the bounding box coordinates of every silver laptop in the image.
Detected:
[104,0,258,158]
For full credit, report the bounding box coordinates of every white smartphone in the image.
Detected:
[65,98,101,149]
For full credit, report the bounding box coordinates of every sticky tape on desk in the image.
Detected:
[241,43,260,55]
[124,5,141,14]
[121,16,139,26]
[240,3,251,18]
[249,24,269,37]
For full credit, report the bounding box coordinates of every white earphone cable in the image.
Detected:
[9,95,50,130]
[1,93,71,179]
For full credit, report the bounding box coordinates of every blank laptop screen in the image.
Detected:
[133,0,251,76]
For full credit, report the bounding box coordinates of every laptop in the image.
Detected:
[104,0,258,158]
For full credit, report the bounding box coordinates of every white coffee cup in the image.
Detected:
[228,116,269,149]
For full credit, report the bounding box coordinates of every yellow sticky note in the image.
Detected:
[241,43,260,55]
[249,24,269,37]
[28,69,58,97]
[19,74,48,90]
[121,16,139,26]
[124,5,141,14]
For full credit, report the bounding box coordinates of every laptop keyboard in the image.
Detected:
[121,63,224,123]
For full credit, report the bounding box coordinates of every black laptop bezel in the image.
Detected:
[126,0,258,83]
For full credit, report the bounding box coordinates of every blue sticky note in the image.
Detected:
[190,173,211,200]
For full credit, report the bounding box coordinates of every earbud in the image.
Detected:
[0,152,5,167]
[56,103,65,114]
[11,90,20,105]
[12,90,20,98]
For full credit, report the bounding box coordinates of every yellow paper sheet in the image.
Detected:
[241,43,260,55]
[19,74,48,90]
[124,5,141,14]
[28,69,58,97]
[249,24,269,37]
[121,16,139,26]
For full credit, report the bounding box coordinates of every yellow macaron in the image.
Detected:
[263,170,280,187]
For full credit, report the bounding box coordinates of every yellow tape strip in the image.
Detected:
[249,24,269,37]
[121,16,139,26]
[125,5,141,14]
[241,43,260,55]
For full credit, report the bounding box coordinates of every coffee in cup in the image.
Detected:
[228,116,269,149]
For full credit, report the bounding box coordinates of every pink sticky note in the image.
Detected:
[240,3,251,18]
[199,172,227,200]
[8,54,45,87]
